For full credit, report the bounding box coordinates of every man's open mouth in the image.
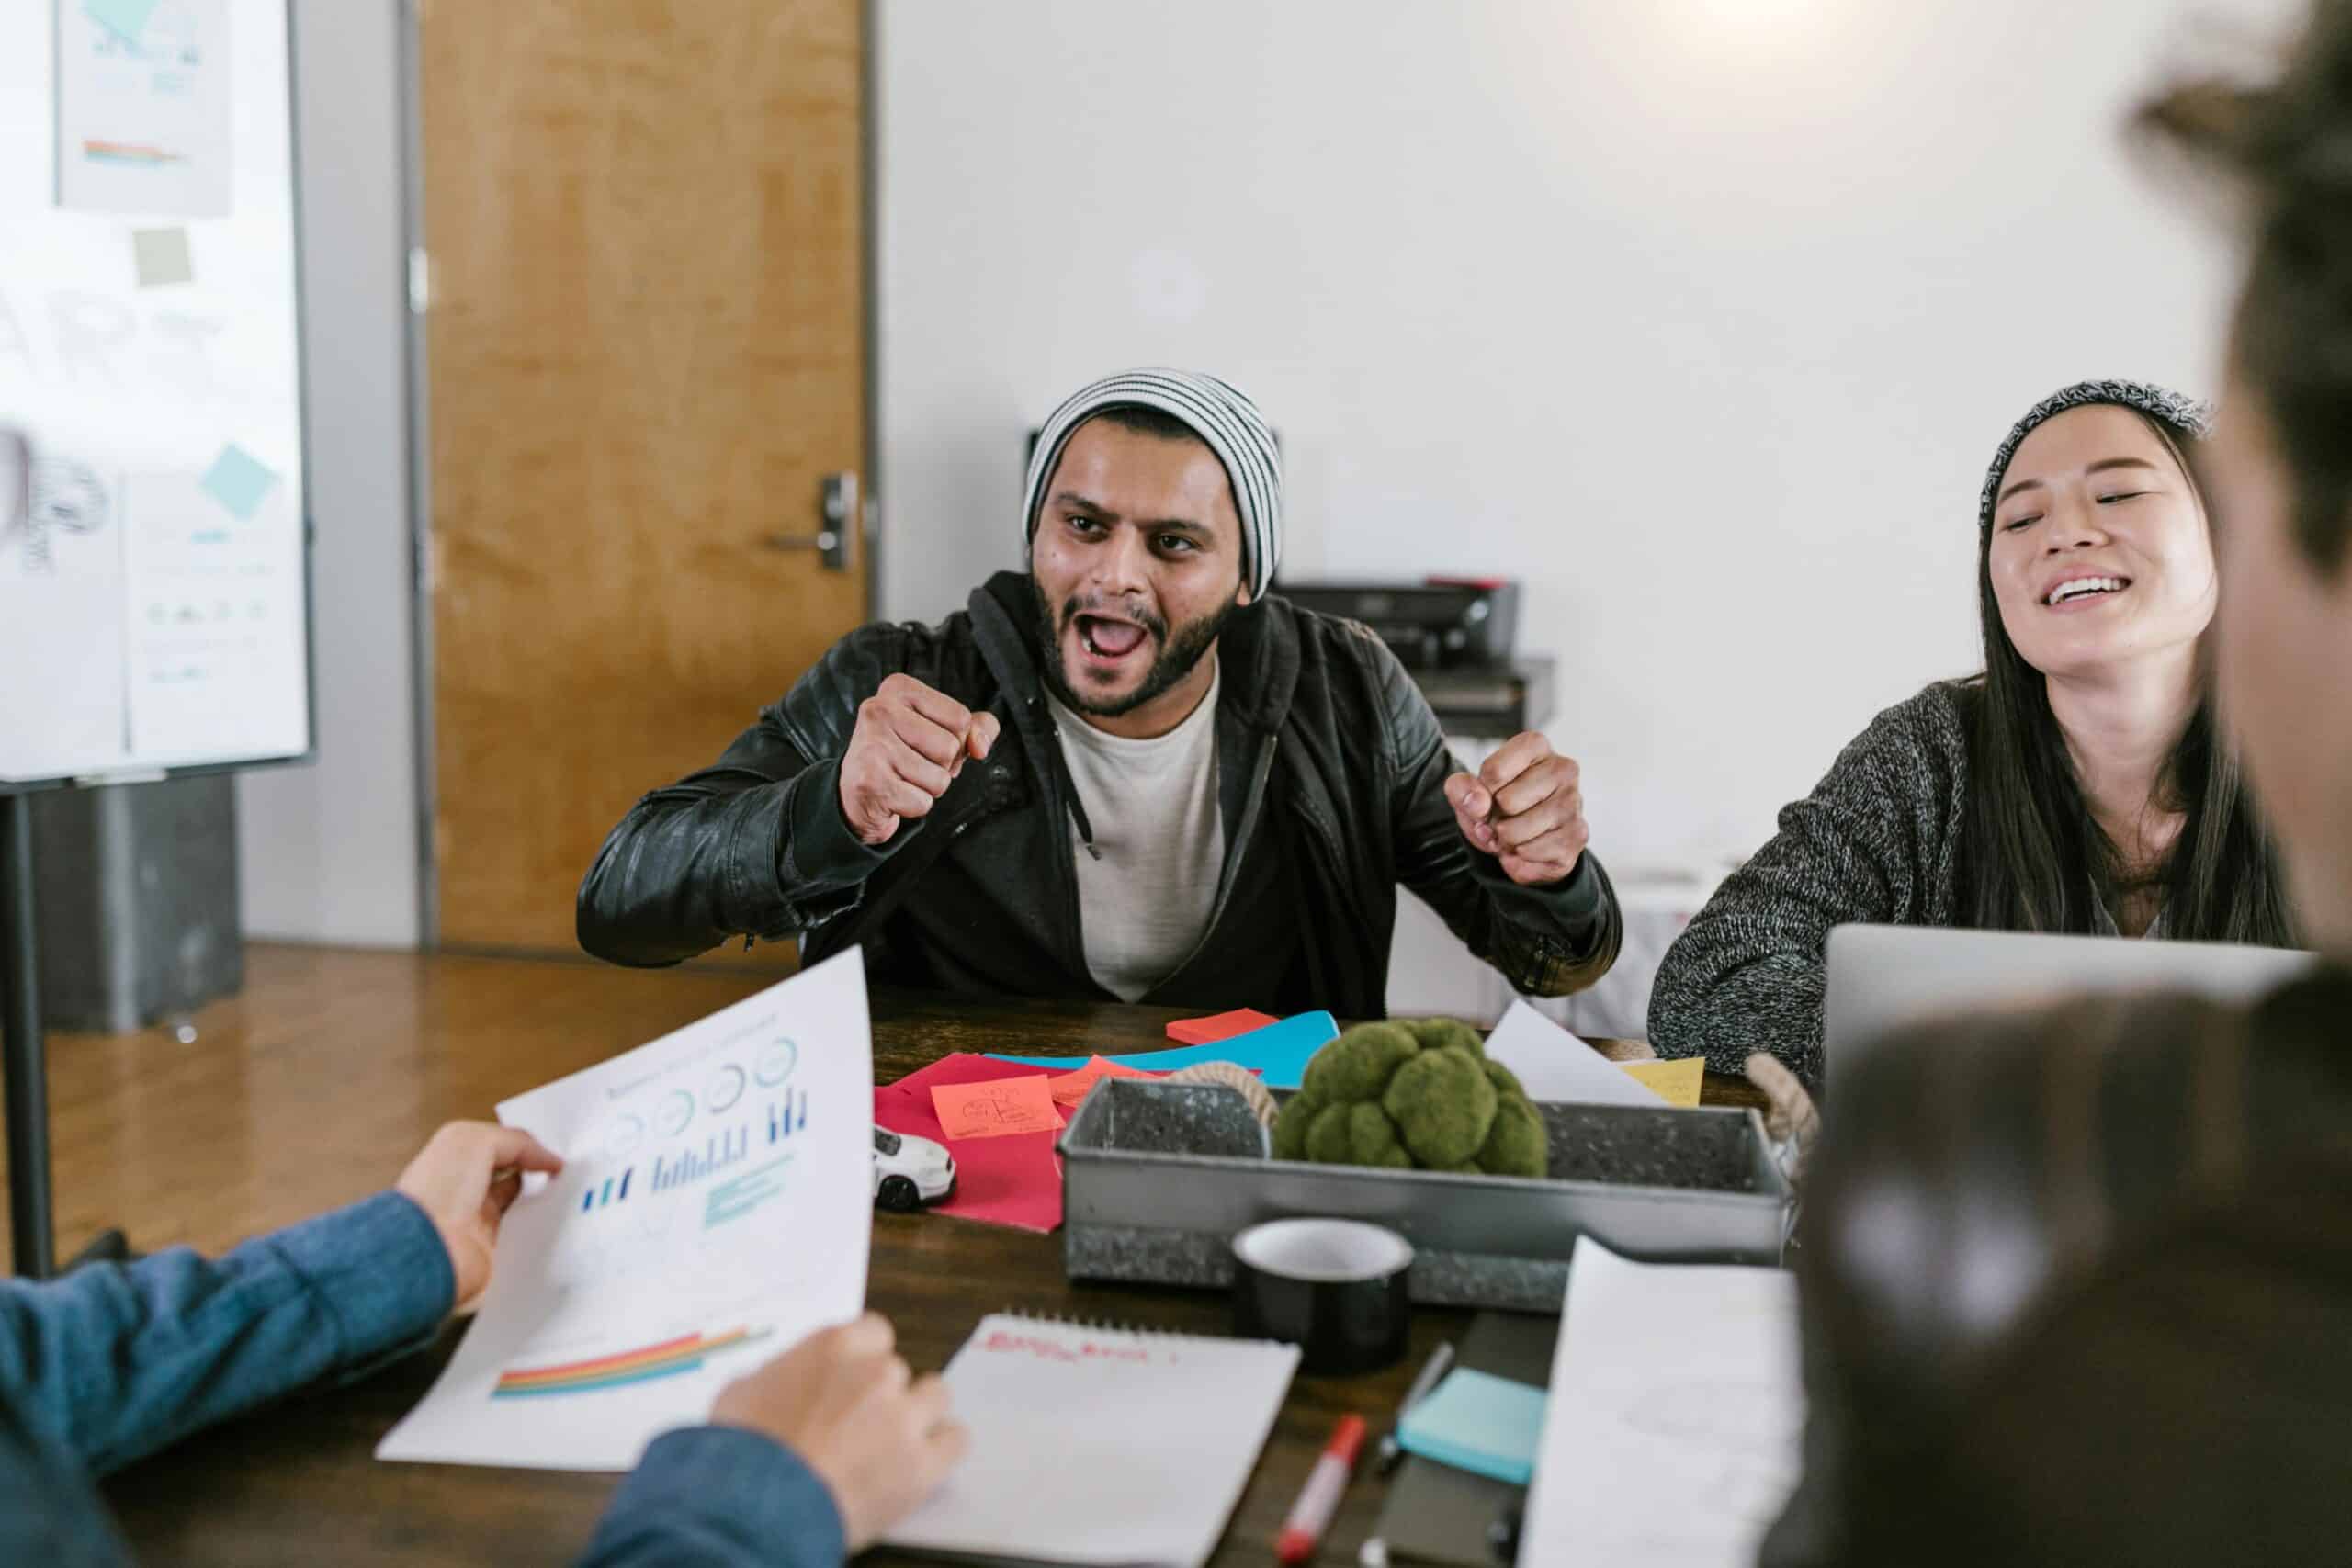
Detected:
[1076,614,1148,659]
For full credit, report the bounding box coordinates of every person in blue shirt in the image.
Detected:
[0,1121,967,1566]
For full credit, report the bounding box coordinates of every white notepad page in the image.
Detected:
[1519,1238,1804,1567]
[884,1314,1301,1567]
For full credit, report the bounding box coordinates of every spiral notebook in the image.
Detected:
[883,1313,1301,1567]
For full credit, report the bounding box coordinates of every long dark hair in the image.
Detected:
[1959,411,2297,942]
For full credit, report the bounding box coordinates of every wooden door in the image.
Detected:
[419,0,867,958]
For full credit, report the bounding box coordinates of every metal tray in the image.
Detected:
[1060,1078,1792,1312]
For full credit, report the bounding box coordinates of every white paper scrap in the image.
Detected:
[1484,998,1670,1109]
[1519,1238,1804,1567]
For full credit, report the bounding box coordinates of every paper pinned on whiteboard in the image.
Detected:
[131,226,193,287]
[56,0,234,219]
[198,443,276,520]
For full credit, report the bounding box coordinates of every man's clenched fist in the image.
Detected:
[1442,731,1589,886]
[838,674,1001,846]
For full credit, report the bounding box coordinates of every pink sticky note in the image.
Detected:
[1047,1055,1159,1108]
[931,1075,1066,1141]
[1166,1008,1279,1046]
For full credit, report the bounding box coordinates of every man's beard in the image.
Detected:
[1033,579,1235,720]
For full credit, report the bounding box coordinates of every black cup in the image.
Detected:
[1231,1218,1414,1375]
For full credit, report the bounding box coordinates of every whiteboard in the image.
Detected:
[0,0,310,788]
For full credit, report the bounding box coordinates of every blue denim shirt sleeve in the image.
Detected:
[0,1397,134,1567]
[0,1190,454,1480]
[578,1425,847,1568]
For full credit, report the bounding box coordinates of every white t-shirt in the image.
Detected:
[1046,661,1225,1002]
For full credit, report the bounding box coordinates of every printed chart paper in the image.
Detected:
[56,0,233,218]
[378,951,873,1472]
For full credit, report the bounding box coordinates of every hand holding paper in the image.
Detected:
[394,1122,566,1313]
[712,1313,968,1551]
[378,952,875,1472]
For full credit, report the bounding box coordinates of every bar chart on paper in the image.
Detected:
[377,954,874,1472]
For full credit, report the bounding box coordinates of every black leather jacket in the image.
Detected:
[577,571,1620,1016]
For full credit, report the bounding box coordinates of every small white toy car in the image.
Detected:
[872,1124,956,1212]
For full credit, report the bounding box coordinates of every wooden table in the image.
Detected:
[0,945,1761,1565]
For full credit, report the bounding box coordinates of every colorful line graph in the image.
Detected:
[81,139,187,166]
[492,1325,768,1399]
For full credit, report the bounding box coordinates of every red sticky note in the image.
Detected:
[931,1075,1065,1140]
[1047,1055,1159,1108]
[876,1055,1066,1232]
[1165,1008,1278,1046]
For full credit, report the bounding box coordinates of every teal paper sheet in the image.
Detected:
[984,1010,1338,1091]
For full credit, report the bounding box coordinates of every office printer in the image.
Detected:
[1273,577,1547,739]
[1273,577,1521,670]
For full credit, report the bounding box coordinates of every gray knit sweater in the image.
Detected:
[1647,682,1978,1086]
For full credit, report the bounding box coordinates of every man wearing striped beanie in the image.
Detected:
[580,367,1622,1017]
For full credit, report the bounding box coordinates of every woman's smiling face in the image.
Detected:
[1985,404,2216,682]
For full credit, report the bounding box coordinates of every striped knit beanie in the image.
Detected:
[1022,367,1283,601]
[1978,378,2214,533]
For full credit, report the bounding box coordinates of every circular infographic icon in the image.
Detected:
[655,1089,695,1138]
[705,1063,747,1113]
[754,1038,799,1087]
[604,1113,645,1159]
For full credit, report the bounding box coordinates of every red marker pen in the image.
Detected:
[1276,1413,1365,1564]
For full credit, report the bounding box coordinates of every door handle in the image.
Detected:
[762,472,856,571]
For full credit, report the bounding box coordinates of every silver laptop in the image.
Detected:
[1823,924,2318,1088]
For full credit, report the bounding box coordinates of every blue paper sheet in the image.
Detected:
[1396,1367,1550,1485]
[85,0,163,43]
[985,1010,1338,1091]
[199,444,279,521]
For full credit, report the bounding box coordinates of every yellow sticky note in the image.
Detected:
[1620,1057,1703,1108]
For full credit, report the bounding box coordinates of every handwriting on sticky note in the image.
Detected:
[1047,1055,1154,1108]
[1620,1057,1703,1108]
[932,1076,1065,1140]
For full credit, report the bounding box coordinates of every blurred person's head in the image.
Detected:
[1770,985,2352,1568]
[1019,370,1279,739]
[2143,0,2352,951]
[1962,382,2293,943]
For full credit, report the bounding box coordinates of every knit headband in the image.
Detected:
[1978,378,2214,533]
[1022,367,1283,602]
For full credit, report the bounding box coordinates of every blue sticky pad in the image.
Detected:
[985,1010,1338,1091]
[1396,1368,1550,1485]
[85,0,162,42]
[199,444,279,521]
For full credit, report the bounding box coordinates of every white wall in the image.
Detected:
[235,0,419,946]
[876,0,2300,876]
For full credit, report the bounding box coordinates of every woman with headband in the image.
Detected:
[1648,380,2295,1084]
